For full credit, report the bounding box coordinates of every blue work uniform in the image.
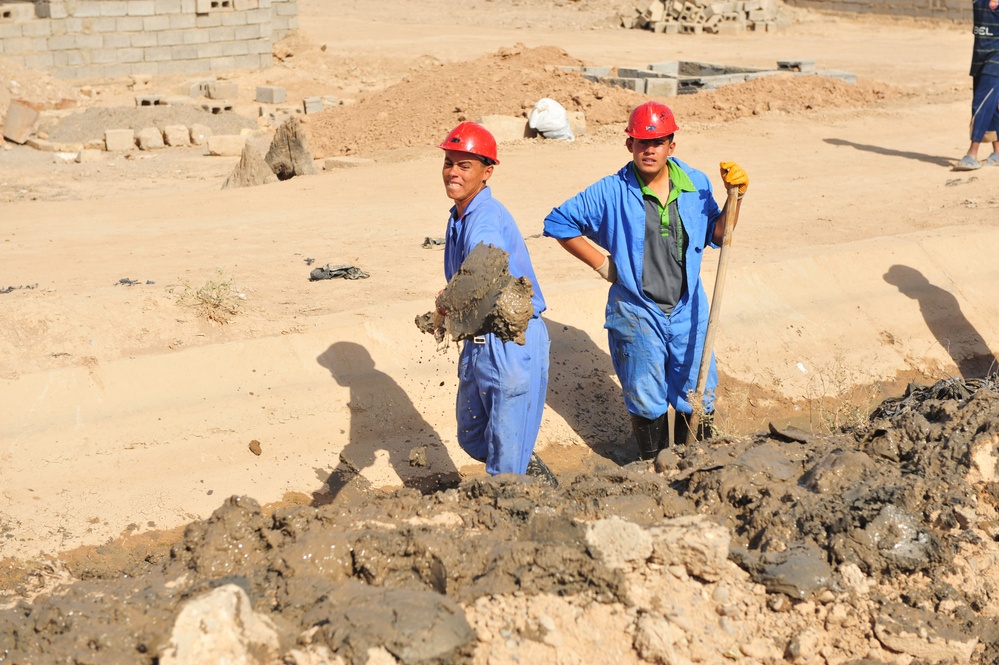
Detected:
[543,158,721,421]
[971,0,999,142]
[445,186,550,475]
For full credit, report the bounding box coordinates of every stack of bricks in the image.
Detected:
[0,0,298,79]
[627,0,778,34]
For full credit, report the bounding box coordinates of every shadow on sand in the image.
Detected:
[314,341,461,504]
[883,265,997,379]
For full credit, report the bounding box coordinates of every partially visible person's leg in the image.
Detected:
[958,73,999,169]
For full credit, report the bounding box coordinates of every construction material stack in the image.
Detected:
[626,0,779,34]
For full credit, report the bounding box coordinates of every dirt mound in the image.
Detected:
[303,44,904,159]
[3,377,997,664]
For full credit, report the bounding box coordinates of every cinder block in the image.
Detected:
[206,134,246,156]
[644,77,679,97]
[0,3,36,21]
[201,101,233,113]
[777,59,817,74]
[136,127,165,150]
[134,94,162,106]
[2,99,40,144]
[302,96,322,114]
[163,124,190,146]
[104,128,136,151]
[255,85,285,103]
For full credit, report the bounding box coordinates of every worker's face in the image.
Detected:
[627,136,675,180]
[442,150,493,209]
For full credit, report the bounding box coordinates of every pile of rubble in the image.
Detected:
[626,0,779,34]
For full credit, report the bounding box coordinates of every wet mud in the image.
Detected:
[2,377,999,664]
[417,242,534,346]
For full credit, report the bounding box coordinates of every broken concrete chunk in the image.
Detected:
[207,134,247,157]
[265,116,316,180]
[136,127,165,150]
[163,125,190,147]
[222,141,277,190]
[2,99,41,144]
[427,242,534,346]
[189,123,212,146]
[104,128,135,151]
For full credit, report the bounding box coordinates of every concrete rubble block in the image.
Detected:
[207,134,247,156]
[136,127,166,150]
[585,516,654,572]
[644,77,679,97]
[2,99,41,144]
[189,123,212,145]
[222,141,276,189]
[477,114,532,143]
[159,584,280,665]
[207,81,239,100]
[163,125,190,146]
[76,149,106,163]
[648,514,730,581]
[323,156,374,169]
[321,95,340,109]
[302,96,322,114]
[104,128,136,151]
[255,85,286,103]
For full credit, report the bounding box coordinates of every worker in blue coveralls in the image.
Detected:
[542,101,748,460]
[435,121,557,486]
[954,0,999,170]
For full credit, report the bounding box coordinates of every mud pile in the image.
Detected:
[302,43,903,160]
[2,377,997,664]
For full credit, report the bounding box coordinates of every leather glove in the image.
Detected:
[595,256,617,283]
[720,161,748,198]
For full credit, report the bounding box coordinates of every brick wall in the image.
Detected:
[0,0,297,79]
[782,0,970,21]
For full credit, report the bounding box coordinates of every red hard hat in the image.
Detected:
[625,101,679,139]
[439,122,500,164]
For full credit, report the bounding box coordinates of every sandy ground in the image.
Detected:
[2,0,999,646]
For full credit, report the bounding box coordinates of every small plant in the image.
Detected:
[172,270,243,324]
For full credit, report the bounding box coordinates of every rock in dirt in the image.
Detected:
[424,242,534,345]
[222,141,278,190]
[265,116,317,180]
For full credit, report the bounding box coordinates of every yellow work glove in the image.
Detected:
[720,161,748,198]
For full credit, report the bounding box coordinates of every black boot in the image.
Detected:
[631,413,669,460]
[674,411,717,445]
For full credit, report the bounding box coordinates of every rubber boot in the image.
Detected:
[631,413,669,460]
[673,412,717,445]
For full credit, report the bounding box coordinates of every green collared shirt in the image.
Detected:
[633,159,694,237]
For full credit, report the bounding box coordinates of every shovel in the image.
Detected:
[685,185,739,443]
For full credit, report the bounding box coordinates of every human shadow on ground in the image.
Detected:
[883,265,998,379]
[315,341,461,504]
[823,138,955,167]
[544,317,638,465]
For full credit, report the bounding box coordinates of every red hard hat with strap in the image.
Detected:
[625,101,679,139]
[439,122,500,164]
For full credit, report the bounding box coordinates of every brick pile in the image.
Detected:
[626,0,779,34]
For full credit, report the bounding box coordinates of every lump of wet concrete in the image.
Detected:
[732,543,834,600]
[420,242,534,345]
[873,602,979,663]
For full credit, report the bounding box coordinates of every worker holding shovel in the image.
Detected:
[543,101,748,460]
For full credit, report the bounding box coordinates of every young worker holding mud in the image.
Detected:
[543,101,748,460]
[433,121,556,485]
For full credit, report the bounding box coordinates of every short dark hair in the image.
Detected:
[478,156,496,166]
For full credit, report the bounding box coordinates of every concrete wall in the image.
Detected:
[783,0,970,21]
[0,0,297,79]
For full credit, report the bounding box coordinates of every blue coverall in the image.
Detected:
[445,186,550,475]
[971,0,999,143]
[543,158,721,421]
